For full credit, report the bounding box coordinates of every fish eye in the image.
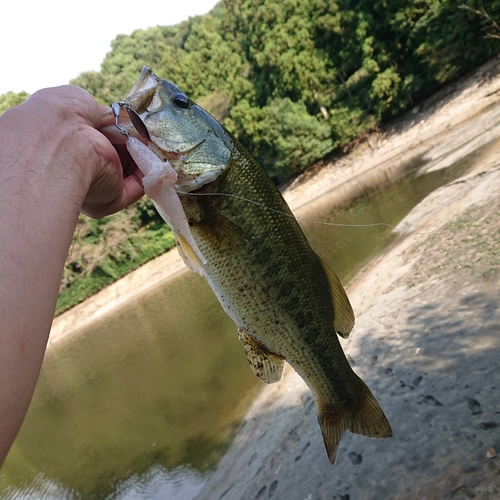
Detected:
[172,93,190,109]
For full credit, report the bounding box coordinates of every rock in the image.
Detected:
[468,399,483,415]
[348,452,362,465]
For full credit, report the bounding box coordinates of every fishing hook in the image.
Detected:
[112,102,151,141]
[111,102,129,137]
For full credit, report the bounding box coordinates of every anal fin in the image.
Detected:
[238,329,284,384]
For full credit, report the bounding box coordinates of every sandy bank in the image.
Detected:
[197,163,500,499]
[195,62,500,498]
[48,249,186,346]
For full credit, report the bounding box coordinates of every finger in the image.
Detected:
[123,174,145,207]
[82,175,144,219]
[114,144,138,177]
[51,85,104,130]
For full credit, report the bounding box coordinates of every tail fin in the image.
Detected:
[317,382,392,464]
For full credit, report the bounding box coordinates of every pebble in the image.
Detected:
[421,395,443,406]
[467,399,482,415]
[348,452,363,465]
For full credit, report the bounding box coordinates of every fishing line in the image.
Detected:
[182,191,443,235]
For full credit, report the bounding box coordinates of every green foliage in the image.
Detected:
[228,97,333,179]
[73,0,500,181]
[0,91,30,115]
[56,203,175,315]
[60,0,500,311]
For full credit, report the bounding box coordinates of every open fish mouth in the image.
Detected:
[146,139,222,193]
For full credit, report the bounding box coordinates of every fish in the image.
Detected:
[113,67,392,463]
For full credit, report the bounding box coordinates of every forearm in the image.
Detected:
[0,85,144,465]
[0,92,96,464]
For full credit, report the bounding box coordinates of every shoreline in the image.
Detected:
[196,66,500,499]
[197,162,500,499]
[50,56,500,346]
[48,249,186,346]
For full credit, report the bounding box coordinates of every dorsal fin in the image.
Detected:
[319,257,355,338]
[238,329,284,384]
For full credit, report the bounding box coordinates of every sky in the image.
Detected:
[1,0,220,95]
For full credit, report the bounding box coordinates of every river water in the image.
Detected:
[2,101,500,499]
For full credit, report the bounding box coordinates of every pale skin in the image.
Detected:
[0,86,144,466]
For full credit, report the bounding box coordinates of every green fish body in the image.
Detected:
[116,67,392,463]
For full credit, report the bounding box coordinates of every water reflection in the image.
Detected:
[299,152,477,285]
[1,272,261,499]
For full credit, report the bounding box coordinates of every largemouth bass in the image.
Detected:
[113,67,392,463]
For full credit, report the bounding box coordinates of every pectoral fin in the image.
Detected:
[319,257,355,338]
[176,232,205,276]
[151,198,206,276]
[195,205,250,253]
[238,329,284,384]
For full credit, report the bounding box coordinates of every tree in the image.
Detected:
[71,0,500,182]
[0,91,30,115]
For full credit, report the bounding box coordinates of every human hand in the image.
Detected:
[4,85,145,219]
[0,85,147,465]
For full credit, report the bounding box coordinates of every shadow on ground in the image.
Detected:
[197,271,500,500]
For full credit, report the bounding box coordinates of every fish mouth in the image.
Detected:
[147,140,221,194]
[102,108,209,191]
[148,138,204,164]
[107,75,227,193]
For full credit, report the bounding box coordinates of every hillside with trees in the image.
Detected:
[73,0,500,180]
[0,91,30,115]
[1,0,499,313]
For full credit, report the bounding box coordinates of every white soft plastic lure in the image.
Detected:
[126,136,206,275]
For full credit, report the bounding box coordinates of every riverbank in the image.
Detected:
[50,56,500,348]
[46,58,500,498]
[195,62,500,498]
[197,163,500,499]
